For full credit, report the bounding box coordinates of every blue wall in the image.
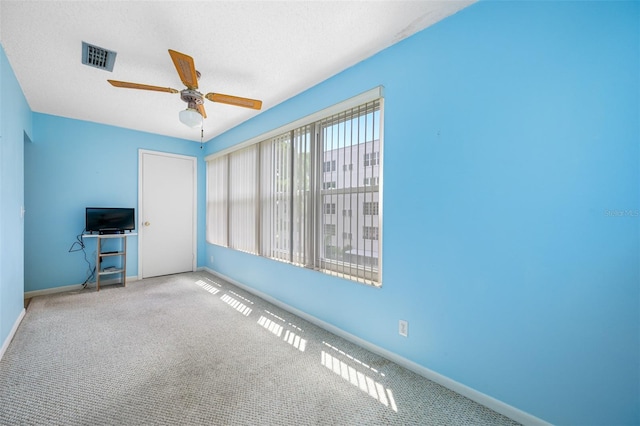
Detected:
[0,45,31,350]
[25,114,205,292]
[204,2,639,425]
[3,1,639,424]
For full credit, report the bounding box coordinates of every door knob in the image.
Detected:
[144,221,151,226]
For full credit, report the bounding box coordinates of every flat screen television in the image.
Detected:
[86,207,135,234]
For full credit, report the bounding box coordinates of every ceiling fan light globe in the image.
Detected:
[179,108,202,127]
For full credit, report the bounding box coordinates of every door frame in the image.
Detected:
[138,149,198,280]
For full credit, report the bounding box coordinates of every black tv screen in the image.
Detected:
[86,207,135,234]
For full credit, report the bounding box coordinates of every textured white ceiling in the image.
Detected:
[0,1,473,142]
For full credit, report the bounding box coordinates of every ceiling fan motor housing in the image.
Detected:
[180,89,204,110]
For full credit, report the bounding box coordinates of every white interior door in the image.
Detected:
[139,150,196,278]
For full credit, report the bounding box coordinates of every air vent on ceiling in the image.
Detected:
[81,41,116,72]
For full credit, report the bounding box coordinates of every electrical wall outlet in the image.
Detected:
[210,255,214,263]
[399,320,408,337]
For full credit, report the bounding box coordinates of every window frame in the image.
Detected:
[206,87,384,287]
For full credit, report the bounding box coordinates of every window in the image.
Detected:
[363,226,379,240]
[206,90,382,286]
[322,181,336,190]
[364,151,379,166]
[324,203,336,214]
[323,160,336,172]
[364,177,379,186]
[363,202,379,216]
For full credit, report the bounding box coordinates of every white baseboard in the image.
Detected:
[24,275,139,299]
[203,267,549,426]
[25,283,84,299]
[0,308,25,362]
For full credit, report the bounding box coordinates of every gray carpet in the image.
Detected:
[0,272,520,425]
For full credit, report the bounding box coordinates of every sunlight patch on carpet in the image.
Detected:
[321,349,398,412]
[195,279,220,294]
[258,310,308,352]
[258,315,284,337]
[321,341,397,412]
[220,293,253,316]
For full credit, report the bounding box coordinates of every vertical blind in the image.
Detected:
[206,97,381,286]
[260,131,292,262]
[228,145,258,254]
[206,155,227,246]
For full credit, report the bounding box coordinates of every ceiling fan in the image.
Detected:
[108,49,262,128]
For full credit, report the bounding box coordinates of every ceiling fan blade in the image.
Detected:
[205,93,263,110]
[108,80,178,93]
[168,49,199,90]
[197,104,207,119]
